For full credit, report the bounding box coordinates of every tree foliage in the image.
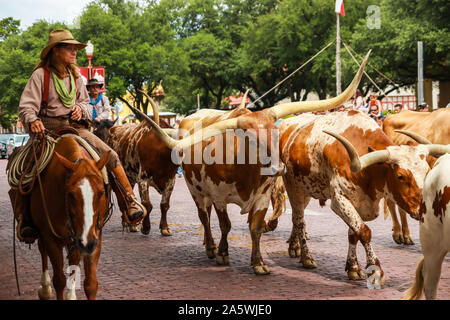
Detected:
[0,0,448,128]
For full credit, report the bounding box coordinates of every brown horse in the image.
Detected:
[29,135,110,300]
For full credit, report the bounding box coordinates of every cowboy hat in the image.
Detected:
[86,78,104,89]
[40,29,87,60]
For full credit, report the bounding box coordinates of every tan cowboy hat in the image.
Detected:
[40,29,87,60]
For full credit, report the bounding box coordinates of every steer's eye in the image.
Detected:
[397,174,405,181]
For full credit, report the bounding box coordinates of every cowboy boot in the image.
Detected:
[111,166,146,223]
[8,189,39,243]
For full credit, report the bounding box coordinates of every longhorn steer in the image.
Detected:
[403,151,450,300]
[279,110,448,283]
[131,52,371,274]
[382,108,450,245]
[96,96,178,235]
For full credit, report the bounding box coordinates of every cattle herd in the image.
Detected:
[26,52,450,300]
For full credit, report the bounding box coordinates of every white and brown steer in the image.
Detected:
[403,150,450,300]
[279,110,448,284]
[382,108,450,245]
[132,52,371,275]
[102,96,178,235]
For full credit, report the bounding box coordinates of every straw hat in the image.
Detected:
[40,29,87,60]
[86,78,104,89]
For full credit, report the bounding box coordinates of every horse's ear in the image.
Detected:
[54,152,78,171]
[96,150,111,171]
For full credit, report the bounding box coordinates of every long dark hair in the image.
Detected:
[34,44,80,79]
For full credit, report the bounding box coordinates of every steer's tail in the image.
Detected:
[402,256,425,300]
[264,177,286,233]
[383,198,389,220]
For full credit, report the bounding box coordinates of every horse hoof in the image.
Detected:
[206,248,217,259]
[253,265,270,275]
[289,247,301,258]
[161,229,172,236]
[129,224,139,233]
[140,225,150,235]
[301,258,317,269]
[38,286,52,300]
[216,255,230,265]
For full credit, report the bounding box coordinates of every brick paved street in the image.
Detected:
[0,159,449,300]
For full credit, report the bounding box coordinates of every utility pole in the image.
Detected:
[336,13,341,95]
[417,41,424,106]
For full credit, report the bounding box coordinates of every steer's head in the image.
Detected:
[325,130,450,218]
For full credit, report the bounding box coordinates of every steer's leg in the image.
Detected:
[214,204,231,265]
[422,250,446,300]
[197,202,217,259]
[399,207,414,245]
[248,207,270,275]
[331,194,384,284]
[159,177,175,236]
[138,180,152,235]
[386,199,404,244]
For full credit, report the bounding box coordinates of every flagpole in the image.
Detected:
[336,12,341,95]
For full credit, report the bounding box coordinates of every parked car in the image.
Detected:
[0,141,7,159]
[0,133,29,159]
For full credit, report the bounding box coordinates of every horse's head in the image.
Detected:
[55,150,111,255]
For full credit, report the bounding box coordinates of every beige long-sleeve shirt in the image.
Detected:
[18,68,91,132]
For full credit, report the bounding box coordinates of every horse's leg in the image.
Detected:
[44,240,66,300]
[138,180,152,235]
[66,244,81,300]
[37,239,52,300]
[83,232,102,300]
[159,178,175,236]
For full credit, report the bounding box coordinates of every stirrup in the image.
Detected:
[125,197,147,224]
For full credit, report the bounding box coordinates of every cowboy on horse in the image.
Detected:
[8,29,146,243]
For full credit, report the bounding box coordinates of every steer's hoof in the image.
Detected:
[301,258,317,269]
[289,247,301,258]
[161,229,172,236]
[348,269,366,280]
[253,265,270,275]
[206,248,218,259]
[403,235,414,245]
[393,233,404,244]
[305,232,310,240]
[216,255,230,265]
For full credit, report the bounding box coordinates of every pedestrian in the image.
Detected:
[87,78,111,124]
[10,29,145,242]
[394,103,403,114]
[418,103,429,112]
[368,92,382,117]
[353,89,366,112]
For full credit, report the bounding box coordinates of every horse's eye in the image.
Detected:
[97,191,105,199]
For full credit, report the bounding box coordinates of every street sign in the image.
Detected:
[78,66,106,93]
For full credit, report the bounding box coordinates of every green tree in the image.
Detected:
[76,0,189,115]
[0,21,67,129]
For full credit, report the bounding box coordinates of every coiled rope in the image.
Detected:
[7,136,57,193]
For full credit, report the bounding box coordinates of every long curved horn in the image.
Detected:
[394,130,432,144]
[323,130,389,172]
[268,50,371,119]
[238,90,250,109]
[129,106,239,150]
[426,145,450,158]
[137,89,159,125]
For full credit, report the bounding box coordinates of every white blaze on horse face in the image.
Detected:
[79,178,95,246]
